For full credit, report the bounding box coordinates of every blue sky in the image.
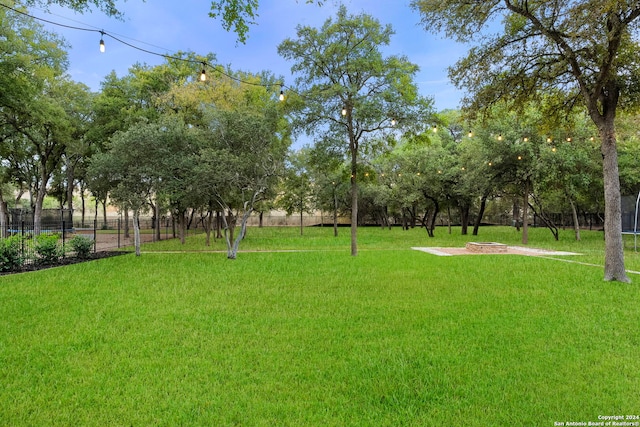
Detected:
[32,0,469,112]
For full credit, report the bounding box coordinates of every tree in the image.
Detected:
[208,0,320,43]
[19,0,128,16]
[278,5,433,256]
[19,0,318,42]
[0,2,69,234]
[412,0,640,282]
[198,105,288,259]
[87,117,201,255]
[279,148,315,235]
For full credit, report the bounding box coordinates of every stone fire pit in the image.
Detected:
[465,242,508,254]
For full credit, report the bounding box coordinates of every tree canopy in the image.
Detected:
[411,0,640,282]
[278,5,433,255]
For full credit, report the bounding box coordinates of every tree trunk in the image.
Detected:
[473,194,488,236]
[0,191,7,238]
[102,199,108,229]
[124,209,130,239]
[569,199,581,241]
[350,147,358,256]
[459,202,469,235]
[81,185,86,228]
[33,184,47,236]
[428,201,439,237]
[155,201,161,242]
[178,210,186,244]
[205,208,213,246]
[522,177,530,245]
[66,160,75,215]
[600,123,630,282]
[216,210,222,239]
[133,209,141,257]
[333,188,338,237]
[300,209,304,236]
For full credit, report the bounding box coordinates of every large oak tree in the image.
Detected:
[411,0,640,282]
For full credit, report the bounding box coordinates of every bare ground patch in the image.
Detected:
[412,246,580,257]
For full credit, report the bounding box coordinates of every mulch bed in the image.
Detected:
[0,251,130,276]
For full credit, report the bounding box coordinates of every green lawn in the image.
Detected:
[1,226,639,426]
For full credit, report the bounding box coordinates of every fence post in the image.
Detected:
[118,218,121,248]
[93,219,97,253]
[62,220,66,259]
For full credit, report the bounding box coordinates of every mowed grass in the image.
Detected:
[1,226,639,426]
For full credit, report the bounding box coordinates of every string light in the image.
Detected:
[497,134,503,141]
[523,137,529,142]
[279,86,285,101]
[432,125,437,133]
[0,3,285,91]
[341,107,347,116]
[391,118,396,126]
[467,131,473,138]
[200,64,206,82]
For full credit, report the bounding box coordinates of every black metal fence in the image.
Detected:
[0,217,164,268]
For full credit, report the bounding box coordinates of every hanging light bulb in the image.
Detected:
[279,87,285,101]
[497,134,503,141]
[200,63,207,82]
[523,136,529,142]
[391,118,397,126]
[99,31,105,53]
[547,136,552,143]
[468,131,473,138]
[341,106,347,116]
[432,125,438,133]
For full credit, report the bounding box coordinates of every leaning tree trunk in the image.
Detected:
[569,198,581,241]
[472,193,488,236]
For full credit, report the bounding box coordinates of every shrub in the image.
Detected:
[0,235,24,272]
[34,234,63,265]
[68,235,93,259]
